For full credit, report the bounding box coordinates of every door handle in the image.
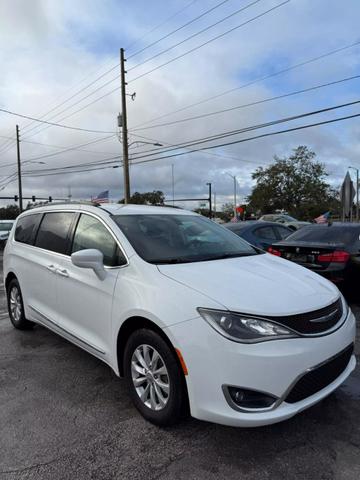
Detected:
[46,264,57,273]
[57,268,69,278]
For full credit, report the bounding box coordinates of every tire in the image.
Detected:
[124,328,187,426]
[7,278,34,330]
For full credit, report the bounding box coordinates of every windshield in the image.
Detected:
[287,225,359,244]
[0,222,13,231]
[113,214,259,264]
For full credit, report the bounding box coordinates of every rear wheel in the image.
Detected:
[124,328,187,426]
[7,279,34,330]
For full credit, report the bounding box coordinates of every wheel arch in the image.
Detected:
[5,271,17,290]
[116,316,180,377]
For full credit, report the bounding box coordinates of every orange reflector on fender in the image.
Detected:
[175,348,188,375]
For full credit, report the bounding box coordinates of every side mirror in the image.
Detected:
[71,249,107,280]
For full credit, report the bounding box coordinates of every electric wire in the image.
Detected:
[131,39,360,129]
[128,1,290,83]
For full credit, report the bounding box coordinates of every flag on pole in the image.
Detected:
[314,211,330,224]
[91,190,109,203]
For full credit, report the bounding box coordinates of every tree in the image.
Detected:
[0,204,20,219]
[119,190,165,205]
[247,146,340,220]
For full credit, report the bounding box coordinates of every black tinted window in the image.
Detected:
[15,214,42,245]
[254,226,277,240]
[287,225,359,244]
[72,214,126,267]
[275,226,291,240]
[35,212,75,254]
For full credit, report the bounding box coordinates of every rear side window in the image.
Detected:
[274,226,291,240]
[72,214,126,267]
[254,226,277,240]
[35,212,75,254]
[15,214,42,245]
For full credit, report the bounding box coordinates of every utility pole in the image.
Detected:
[120,48,130,203]
[16,125,23,212]
[171,164,175,206]
[207,182,212,219]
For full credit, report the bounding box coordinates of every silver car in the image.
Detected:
[259,214,310,231]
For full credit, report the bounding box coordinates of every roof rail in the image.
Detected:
[28,200,101,209]
[26,200,113,214]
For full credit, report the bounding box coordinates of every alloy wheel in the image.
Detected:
[9,286,22,322]
[131,344,170,411]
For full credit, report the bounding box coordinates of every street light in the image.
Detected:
[206,182,212,219]
[226,173,238,219]
[349,166,359,222]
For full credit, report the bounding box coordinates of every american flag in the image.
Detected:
[314,211,330,224]
[91,190,109,204]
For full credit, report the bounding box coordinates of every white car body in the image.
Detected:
[3,204,356,427]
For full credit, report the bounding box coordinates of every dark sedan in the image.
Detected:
[225,221,292,250]
[268,223,360,283]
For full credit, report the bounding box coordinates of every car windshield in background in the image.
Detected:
[279,215,297,222]
[0,223,13,231]
[113,214,259,264]
[287,225,359,244]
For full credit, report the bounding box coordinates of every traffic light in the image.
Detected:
[32,195,36,202]
[48,196,52,202]
[14,195,18,202]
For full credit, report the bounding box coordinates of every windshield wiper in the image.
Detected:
[151,252,258,264]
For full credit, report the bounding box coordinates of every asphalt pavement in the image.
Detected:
[0,254,359,480]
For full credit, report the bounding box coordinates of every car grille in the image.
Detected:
[266,298,343,334]
[285,344,354,404]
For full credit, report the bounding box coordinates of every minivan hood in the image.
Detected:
[158,253,339,316]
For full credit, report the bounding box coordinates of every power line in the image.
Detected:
[128,0,262,71]
[21,135,118,162]
[0,107,116,134]
[18,1,260,140]
[125,0,199,52]
[128,0,290,84]
[23,100,360,175]
[130,112,360,166]
[23,163,121,178]
[20,62,120,138]
[131,39,360,129]
[128,99,360,161]
[131,74,360,131]
[127,0,232,61]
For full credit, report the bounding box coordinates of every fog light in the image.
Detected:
[227,386,277,409]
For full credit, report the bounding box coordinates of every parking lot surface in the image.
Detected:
[0,254,359,480]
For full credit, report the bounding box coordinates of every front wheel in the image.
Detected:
[124,328,188,426]
[7,279,34,330]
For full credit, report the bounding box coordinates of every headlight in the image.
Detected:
[197,308,298,343]
[341,294,349,318]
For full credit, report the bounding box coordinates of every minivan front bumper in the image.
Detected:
[164,309,356,427]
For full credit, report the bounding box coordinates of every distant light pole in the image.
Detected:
[206,182,212,219]
[171,164,175,206]
[226,173,238,219]
[349,166,359,222]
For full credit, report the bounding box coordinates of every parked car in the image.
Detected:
[268,223,360,284]
[0,220,15,247]
[225,221,292,250]
[259,214,310,231]
[3,203,356,427]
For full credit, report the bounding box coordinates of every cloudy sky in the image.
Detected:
[0,0,359,210]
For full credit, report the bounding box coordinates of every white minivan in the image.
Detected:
[3,203,356,427]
